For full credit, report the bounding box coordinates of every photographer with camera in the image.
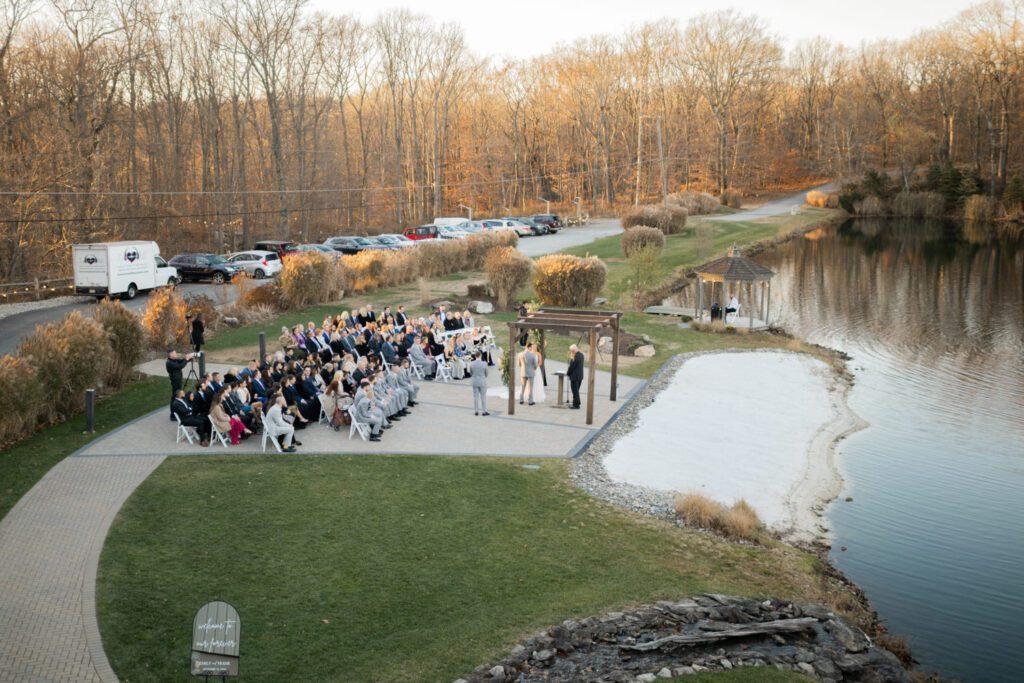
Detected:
[166,348,197,421]
[189,312,205,353]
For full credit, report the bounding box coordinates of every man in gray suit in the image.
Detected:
[265,395,296,452]
[353,388,383,442]
[469,351,490,416]
[519,342,538,405]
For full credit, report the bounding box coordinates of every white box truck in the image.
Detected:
[72,241,179,300]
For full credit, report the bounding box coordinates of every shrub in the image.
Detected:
[921,192,946,219]
[715,499,762,540]
[17,311,113,420]
[142,286,188,349]
[621,205,688,235]
[279,251,344,310]
[485,246,533,309]
[92,299,144,388]
[855,195,886,216]
[621,226,666,258]
[380,248,419,288]
[862,168,894,198]
[242,282,283,310]
[0,355,41,447]
[674,492,725,528]
[838,182,865,213]
[806,190,841,209]
[417,240,456,278]
[964,194,998,223]
[667,191,719,215]
[184,294,221,333]
[343,250,388,293]
[532,254,607,307]
[720,188,743,209]
[891,191,924,217]
[628,245,663,300]
[1002,176,1024,213]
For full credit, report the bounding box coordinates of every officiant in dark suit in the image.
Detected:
[567,344,584,409]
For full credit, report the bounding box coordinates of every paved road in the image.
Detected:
[0,282,243,357]
[708,182,836,222]
[516,219,621,257]
[0,223,622,357]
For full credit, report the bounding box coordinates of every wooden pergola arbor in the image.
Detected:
[694,244,776,329]
[507,308,623,425]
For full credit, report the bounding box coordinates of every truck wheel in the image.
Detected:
[167,276,179,286]
[254,268,265,279]
[213,272,226,285]
[124,283,138,300]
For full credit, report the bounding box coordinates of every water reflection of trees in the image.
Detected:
[756,220,1024,365]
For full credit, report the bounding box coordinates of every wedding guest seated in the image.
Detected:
[171,389,210,447]
[265,395,298,453]
[353,386,383,442]
[408,336,437,378]
[210,388,252,445]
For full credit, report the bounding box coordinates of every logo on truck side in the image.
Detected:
[84,256,98,264]
[124,248,139,263]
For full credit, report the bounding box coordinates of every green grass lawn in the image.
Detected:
[98,455,821,682]
[0,377,167,520]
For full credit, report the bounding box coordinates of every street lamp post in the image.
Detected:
[458,203,473,221]
[537,197,551,214]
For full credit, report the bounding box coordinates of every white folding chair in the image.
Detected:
[348,405,369,441]
[174,414,198,445]
[208,416,230,448]
[435,356,453,383]
[381,358,392,375]
[317,394,330,425]
[410,362,425,380]
[260,423,283,453]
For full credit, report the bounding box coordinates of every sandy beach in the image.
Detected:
[602,351,865,544]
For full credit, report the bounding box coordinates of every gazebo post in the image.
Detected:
[539,328,548,387]
[586,328,597,425]
[759,281,765,322]
[765,282,771,326]
[748,282,754,330]
[696,276,703,320]
[508,323,516,416]
[610,314,619,401]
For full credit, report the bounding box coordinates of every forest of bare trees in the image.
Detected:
[0,0,1022,281]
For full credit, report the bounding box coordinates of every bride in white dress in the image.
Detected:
[486,344,546,402]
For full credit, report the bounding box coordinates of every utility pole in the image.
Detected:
[634,114,643,206]
[656,116,668,206]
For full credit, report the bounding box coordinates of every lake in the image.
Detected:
[752,219,1023,683]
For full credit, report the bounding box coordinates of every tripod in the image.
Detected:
[184,354,201,391]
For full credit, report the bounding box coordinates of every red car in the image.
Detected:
[402,225,439,240]
[253,240,298,260]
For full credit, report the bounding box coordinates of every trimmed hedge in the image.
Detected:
[621,205,688,235]
[485,246,533,309]
[533,254,608,307]
[621,226,666,258]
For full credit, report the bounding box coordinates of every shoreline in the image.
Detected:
[573,348,864,547]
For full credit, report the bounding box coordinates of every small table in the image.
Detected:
[554,371,567,407]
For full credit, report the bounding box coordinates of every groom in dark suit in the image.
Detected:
[567,344,584,409]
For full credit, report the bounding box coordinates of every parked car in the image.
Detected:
[437,225,470,239]
[531,214,562,232]
[402,225,440,240]
[361,236,401,251]
[434,216,473,228]
[458,221,486,234]
[323,236,363,254]
[506,216,548,235]
[224,250,283,279]
[168,253,241,284]
[480,219,519,235]
[293,244,343,259]
[376,233,417,249]
[253,240,298,260]
[485,219,532,237]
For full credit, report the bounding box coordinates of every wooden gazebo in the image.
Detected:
[507,308,622,425]
[694,244,776,328]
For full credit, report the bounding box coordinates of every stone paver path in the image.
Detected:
[0,454,165,683]
[0,356,642,682]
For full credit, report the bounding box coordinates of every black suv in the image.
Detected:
[168,253,241,284]
[531,214,562,232]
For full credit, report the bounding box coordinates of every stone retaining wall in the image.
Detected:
[455,594,908,683]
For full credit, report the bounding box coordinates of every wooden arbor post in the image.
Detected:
[507,323,517,417]
[586,327,597,425]
[610,315,619,401]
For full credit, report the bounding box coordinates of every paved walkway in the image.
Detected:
[0,357,642,682]
[708,182,836,223]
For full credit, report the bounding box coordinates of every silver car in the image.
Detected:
[224,250,283,279]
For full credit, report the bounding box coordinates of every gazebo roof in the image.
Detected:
[694,244,775,282]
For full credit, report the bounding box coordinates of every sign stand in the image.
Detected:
[190,600,240,678]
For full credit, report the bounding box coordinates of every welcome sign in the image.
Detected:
[190,601,240,677]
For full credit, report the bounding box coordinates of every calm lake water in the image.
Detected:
[751,219,1024,683]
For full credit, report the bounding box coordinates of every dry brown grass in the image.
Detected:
[532,254,608,307]
[621,205,688,234]
[854,195,886,216]
[667,191,719,215]
[806,190,840,209]
[621,226,666,257]
[674,493,726,528]
[92,299,144,388]
[720,188,743,209]
[279,251,344,309]
[485,246,533,309]
[141,286,188,349]
[675,493,763,541]
[877,634,915,667]
[964,194,998,223]
[0,355,40,447]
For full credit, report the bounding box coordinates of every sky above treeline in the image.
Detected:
[307,0,977,58]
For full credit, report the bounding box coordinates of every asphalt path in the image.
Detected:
[0,221,623,358]
[708,182,836,222]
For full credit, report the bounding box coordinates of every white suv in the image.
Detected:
[224,250,283,279]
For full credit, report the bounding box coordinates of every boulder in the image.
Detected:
[598,336,614,354]
[470,300,494,314]
[222,316,241,327]
[633,345,656,358]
